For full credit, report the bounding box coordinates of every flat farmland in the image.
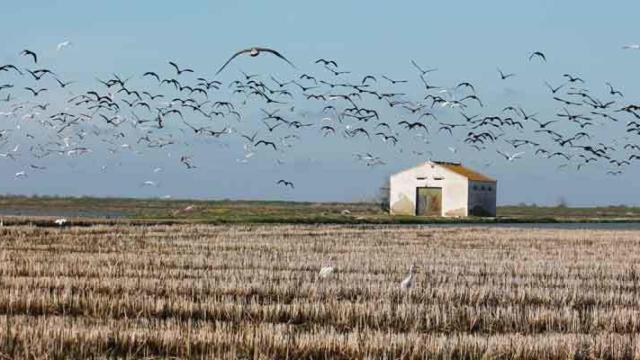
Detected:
[1,224,640,359]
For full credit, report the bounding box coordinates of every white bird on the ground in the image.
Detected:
[57,40,71,51]
[400,264,416,289]
[14,171,27,179]
[319,260,335,279]
[622,44,640,50]
[497,150,524,162]
[54,218,67,226]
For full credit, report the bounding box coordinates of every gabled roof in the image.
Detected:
[434,161,496,182]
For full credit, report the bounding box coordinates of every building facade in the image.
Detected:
[389,161,497,217]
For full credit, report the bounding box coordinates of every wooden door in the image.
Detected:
[416,187,442,216]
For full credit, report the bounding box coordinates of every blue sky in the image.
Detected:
[1,1,639,206]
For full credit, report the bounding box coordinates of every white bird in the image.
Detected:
[497,150,524,162]
[54,218,67,226]
[622,44,640,50]
[400,264,416,289]
[0,153,17,160]
[319,260,335,279]
[57,40,71,51]
[153,167,163,173]
[141,180,157,187]
[14,171,27,179]
[215,47,296,75]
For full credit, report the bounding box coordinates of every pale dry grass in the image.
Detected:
[1,224,639,359]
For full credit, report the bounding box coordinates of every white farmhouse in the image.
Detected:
[389,161,497,217]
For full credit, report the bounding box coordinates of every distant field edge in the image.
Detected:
[0,195,639,226]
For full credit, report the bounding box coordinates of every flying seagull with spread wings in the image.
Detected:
[215,47,296,75]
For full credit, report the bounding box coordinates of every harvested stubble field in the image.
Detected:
[1,224,640,359]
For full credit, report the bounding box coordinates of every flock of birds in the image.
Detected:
[1,44,639,191]
[3,44,638,287]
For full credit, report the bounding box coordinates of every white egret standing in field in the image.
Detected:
[319,264,335,279]
[400,264,416,289]
[54,218,67,226]
[319,258,335,279]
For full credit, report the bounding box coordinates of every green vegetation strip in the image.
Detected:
[0,195,639,225]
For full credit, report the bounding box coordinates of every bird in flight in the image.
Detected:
[622,44,640,50]
[56,41,71,52]
[215,47,296,75]
[20,49,37,63]
[411,60,437,75]
[277,179,294,188]
[168,61,193,75]
[55,78,74,88]
[497,68,515,80]
[529,51,546,62]
[562,73,584,83]
[605,82,623,97]
[544,81,565,94]
[497,150,524,162]
[315,58,338,68]
[24,87,47,96]
[382,75,408,84]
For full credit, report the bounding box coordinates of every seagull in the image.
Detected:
[497,150,524,162]
[497,68,515,80]
[54,218,68,226]
[20,49,37,63]
[14,171,27,179]
[622,44,640,50]
[529,51,546,62]
[605,82,623,97]
[215,47,296,75]
[56,41,71,51]
[277,179,294,189]
[168,61,194,75]
[400,264,416,289]
[411,60,437,75]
